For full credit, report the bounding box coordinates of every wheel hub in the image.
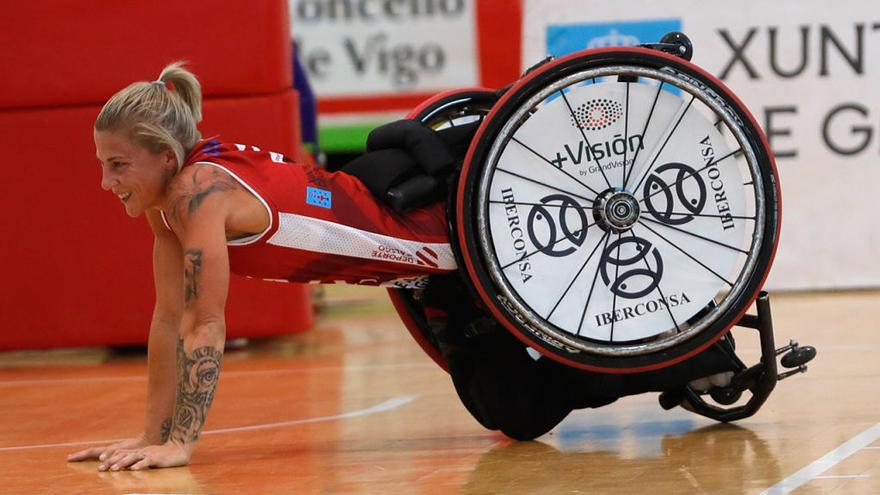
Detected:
[594,189,640,233]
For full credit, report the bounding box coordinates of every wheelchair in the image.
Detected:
[384,33,815,425]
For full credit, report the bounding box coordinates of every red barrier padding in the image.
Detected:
[201,92,303,158]
[475,0,523,89]
[0,90,313,350]
[0,0,293,110]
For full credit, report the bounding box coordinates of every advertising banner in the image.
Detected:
[291,0,482,150]
[292,1,478,95]
[522,0,880,290]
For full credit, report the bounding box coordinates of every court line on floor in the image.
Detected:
[203,395,415,434]
[0,395,416,452]
[760,422,880,495]
[0,362,435,387]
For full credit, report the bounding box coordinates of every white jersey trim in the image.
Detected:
[266,212,457,271]
[193,161,274,246]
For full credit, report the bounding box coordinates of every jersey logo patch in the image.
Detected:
[306,187,332,209]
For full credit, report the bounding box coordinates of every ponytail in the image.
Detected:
[157,62,202,123]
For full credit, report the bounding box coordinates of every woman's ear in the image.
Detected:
[163,147,179,171]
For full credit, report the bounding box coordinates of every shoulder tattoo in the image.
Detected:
[168,165,240,224]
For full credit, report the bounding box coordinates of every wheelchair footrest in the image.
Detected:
[660,291,817,422]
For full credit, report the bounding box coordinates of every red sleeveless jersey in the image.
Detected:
[162,139,457,287]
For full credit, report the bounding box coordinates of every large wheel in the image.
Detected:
[455,47,781,373]
[388,88,498,372]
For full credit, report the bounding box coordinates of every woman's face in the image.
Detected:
[95,129,176,217]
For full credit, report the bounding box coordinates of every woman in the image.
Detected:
[67,62,456,471]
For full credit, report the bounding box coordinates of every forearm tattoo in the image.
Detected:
[183,249,203,305]
[169,336,222,444]
[160,417,172,443]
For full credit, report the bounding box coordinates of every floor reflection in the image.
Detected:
[462,423,781,494]
[66,461,204,494]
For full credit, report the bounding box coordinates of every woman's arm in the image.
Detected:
[105,164,233,470]
[143,210,185,444]
[67,211,185,466]
[162,201,229,457]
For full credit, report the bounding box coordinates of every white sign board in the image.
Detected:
[291,0,480,97]
[523,0,880,290]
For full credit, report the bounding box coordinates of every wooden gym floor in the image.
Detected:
[0,286,878,494]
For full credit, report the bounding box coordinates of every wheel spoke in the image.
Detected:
[489,199,595,210]
[638,147,743,205]
[577,232,611,335]
[495,167,594,203]
[650,211,755,221]
[629,231,680,333]
[629,95,696,193]
[510,137,602,197]
[609,232,623,342]
[500,220,599,271]
[546,229,609,320]
[640,216,749,255]
[636,220,735,287]
[624,82,663,187]
[622,82,631,190]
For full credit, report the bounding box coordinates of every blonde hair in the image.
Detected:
[95,61,203,170]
